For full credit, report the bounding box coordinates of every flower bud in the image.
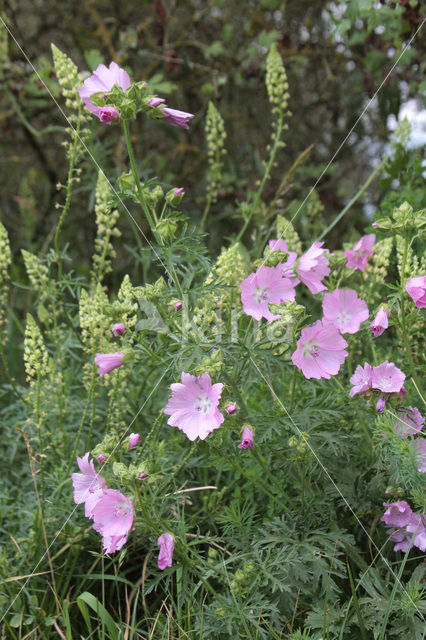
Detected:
[165,187,185,206]
[225,402,237,414]
[128,433,140,450]
[156,218,178,238]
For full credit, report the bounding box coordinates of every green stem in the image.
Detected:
[301,456,305,515]
[123,119,184,299]
[236,109,284,242]
[54,105,82,279]
[122,119,155,232]
[137,413,163,457]
[35,372,45,510]
[399,232,424,404]
[318,160,385,241]
[157,442,198,494]
[68,366,97,469]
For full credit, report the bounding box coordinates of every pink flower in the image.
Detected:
[344,234,375,271]
[225,402,237,414]
[371,361,405,393]
[149,97,166,108]
[174,187,185,196]
[381,501,413,528]
[157,533,174,570]
[410,438,426,473]
[71,453,107,518]
[349,362,372,397]
[394,406,424,437]
[291,319,348,380]
[240,265,297,322]
[406,516,426,551]
[98,106,120,123]
[95,352,124,375]
[376,397,386,413]
[128,433,140,450]
[164,372,224,441]
[97,454,106,464]
[100,533,129,555]
[297,242,330,294]
[78,62,130,123]
[406,276,426,309]
[370,307,389,337]
[92,489,134,538]
[112,323,126,336]
[383,511,426,553]
[238,426,254,449]
[322,289,369,334]
[159,107,194,129]
[174,300,183,311]
[268,238,298,271]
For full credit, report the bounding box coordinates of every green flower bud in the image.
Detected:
[234,569,246,584]
[374,217,392,230]
[165,187,185,206]
[257,248,289,268]
[144,185,164,207]
[288,436,298,449]
[118,172,134,191]
[156,218,178,238]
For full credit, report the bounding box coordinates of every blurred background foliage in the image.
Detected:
[0,0,424,272]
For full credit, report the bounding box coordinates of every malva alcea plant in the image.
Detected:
[1,42,425,640]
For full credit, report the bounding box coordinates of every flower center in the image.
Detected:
[253,287,269,303]
[336,310,350,325]
[114,501,131,518]
[195,395,211,414]
[379,375,392,390]
[302,339,319,358]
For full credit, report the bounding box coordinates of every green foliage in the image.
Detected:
[0,16,425,640]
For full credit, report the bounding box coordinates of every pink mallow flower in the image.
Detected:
[112,323,126,336]
[238,426,254,449]
[382,505,426,553]
[349,362,372,397]
[406,276,426,309]
[406,516,426,551]
[371,361,405,394]
[268,238,298,271]
[78,62,130,123]
[344,234,375,272]
[159,107,194,129]
[92,489,134,539]
[71,453,107,518]
[97,454,106,464]
[128,433,140,450]
[410,438,426,474]
[296,242,330,294]
[240,265,297,322]
[93,519,129,554]
[157,533,175,570]
[370,307,389,337]
[291,319,348,380]
[164,372,224,441]
[322,289,369,334]
[381,501,413,529]
[95,352,124,376]
[395,406,424,438]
